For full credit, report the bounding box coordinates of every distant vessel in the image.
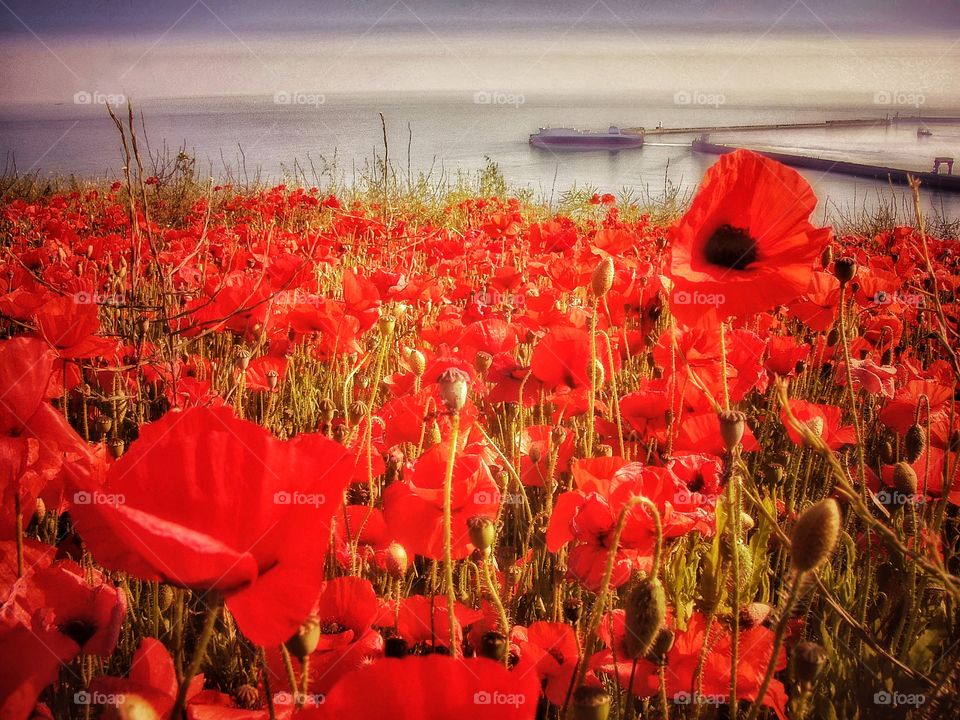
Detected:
[917,128,933,137]
[529,126,644,150]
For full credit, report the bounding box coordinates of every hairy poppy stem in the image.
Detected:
[744,575,803,720]
[566,495,660,720]
[586,297,599,457]
[481,557,511,666]
[443,412,461,653]
[171,592,222,720]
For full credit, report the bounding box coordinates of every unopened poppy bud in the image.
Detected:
[739,602,773,628]
[597,444,614,457]
[591,257,615,297]
[266,369,279,390]
[284,616,320,660]
[833,257,857,284]
[793,641,828,687]
[475,351,493,375]
[892,461,918,497]
[790,498,841,573]
[385,542,409,579]
[820,244,834,268]
[479,631,508,661]
[425,421,442,447]
[572,686,611,720]
[438,367,470,411]
[108,438,125,459]
[764,463,786,487]
[409,349,426,376]
[563,598,582,624]
[551,425,566,445]
[718,410,746,451]
[33,497,46,524]
[623,577,666,659]
[880,347,893,365]
[904,424,925,464]
[644,627,675,664]
[234,684,259,709]
[588,358,605,386]
[467,516,496,553]
[158,585,175,613]
[879,439,896,465]
[826,328,840,346]
[384,635,408,658]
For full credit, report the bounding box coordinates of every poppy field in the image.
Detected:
[1,148,959,720]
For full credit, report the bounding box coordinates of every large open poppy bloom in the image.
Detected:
[1,539,125,720]
[297,655,539,720]
[667,149,831,325]
[68,405,354,646]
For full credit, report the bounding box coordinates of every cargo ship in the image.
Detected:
[529,126,644,151]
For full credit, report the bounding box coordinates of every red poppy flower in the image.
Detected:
[375,595,484,653]
[266,577,384,695]
[511,621,579,705]
[667,150,831,325]
[32,295,116,359]
[782,399,856,450]
[382,442,500,560]
[68,405,354,646]
[1,539,125,720]
[297,655,538,719]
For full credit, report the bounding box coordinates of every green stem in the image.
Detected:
[443,412,462,653]
[171,592,222,720]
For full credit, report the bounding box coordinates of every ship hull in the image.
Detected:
[530,134,644,151]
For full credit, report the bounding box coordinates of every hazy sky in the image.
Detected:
[1,1,958,104]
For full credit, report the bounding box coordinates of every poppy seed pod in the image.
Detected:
[904,424,925,464]
[718,410,746,451]
[528,445,542,465]
[563,598,582,624]
[793,640,828,687]
[833,257,857,284]
[623,577,666,659]
[467,516,497,553]
[892,461,918,497]
[385,542,409,580]
[318,397,336,425]
[475,351,493,375]
[234,684,259,709]
[591,256,615,297]
[409,349,426,376]
[108,438,125,459]
[479,631,508,662]
[572,686,611,720]
[284,615,320,660]
[378,313,396,336]
[266,369,279,390]
[437,367,470,411]
[790,498,841,573]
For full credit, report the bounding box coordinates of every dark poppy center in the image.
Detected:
[703,224,758,270]
[60,619,97,647]
[321,621,348,635]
